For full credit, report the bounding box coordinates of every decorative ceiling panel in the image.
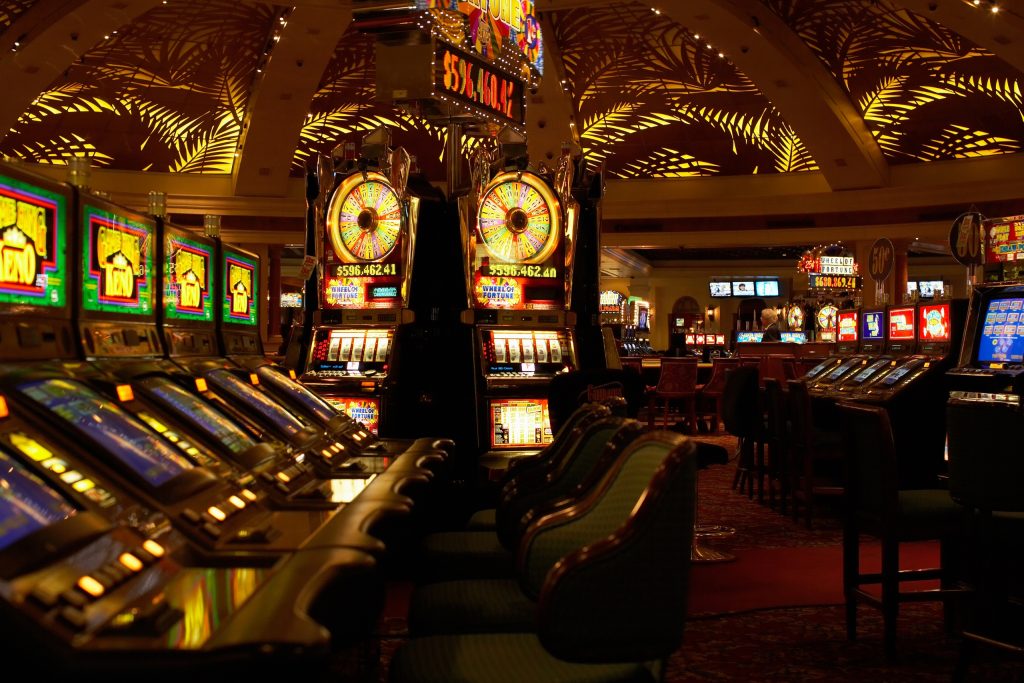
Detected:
[0,0,281,173]
[293,26,486,179]
[764,0,1024,163]
[551,2,818,179]
[0,1,35,35]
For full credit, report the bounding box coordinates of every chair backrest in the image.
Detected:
[496,417,644,549]
[548,369,645,433]
[655,357,698,394]
[785,378,813,449]
[758,354,793,389]
[720,365,761,437]
[947,400,1024,512]
[529,432,697,663]
[762,377,788,443]
[838,402,898,523]
[620,357,642,374]
[500,403,610,489]
[701,357,742,395]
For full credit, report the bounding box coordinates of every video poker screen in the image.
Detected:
[256,365,338,424]
[19,378,193,487]
[862,311,884,341]
[978,297,1024,364]
[0,447,76,551]
[140,377,256,455]
[205,369,307,438]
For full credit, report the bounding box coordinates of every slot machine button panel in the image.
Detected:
[29,586,60,609]
[59,606,88,629]
[60,588,89,608]
[180,508,202,524]
[201,523,222,539]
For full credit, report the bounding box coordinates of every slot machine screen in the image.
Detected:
[81,201,154,317]
[715,334,726,346]
[977,297,1024,364]
[862,311,884,341]
[164,229,214,322]
[221,247,258,327]
[918,303,951,342]
[0,171,68,309]
[837,311,858,342]
[880,363,915,386]
[140,377,257,455]
[887,307,916,340]
[780,332,807,343]
[694,334,705,345]
[825,358,861,382]
[736,332,763,343]
[19,378,193,487]
[205,369,307,437]
[847,358,891,385]
[0,447,76,551]
[255,366,338,423]
[637,307,649,330]
[684,334,696,346]
[489,399,551,449]
[323,397,379,435]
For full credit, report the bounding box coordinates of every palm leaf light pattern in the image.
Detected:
[551,2,817,178]
[0,0,280,173]
[0,1,36,34]
[294,23,487,179]
[765,0,1024,162]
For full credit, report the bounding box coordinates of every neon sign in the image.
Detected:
[474,275,522,308]
[422,0,543,74]
[164,234,212,321]
[436,43,525,126]
[0,177,64,307]
[222,250,257,327]
[82,205,151,315]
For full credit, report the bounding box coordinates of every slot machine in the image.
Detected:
[816,303,838,342]
[299,154,418,441]
[460,168,578,468]
[825,305,916,397]
[947,283,1024,401]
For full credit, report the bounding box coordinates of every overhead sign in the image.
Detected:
[436,42,526,126]
[422,0,543,74]
[809,273,862,290]
[950,212,984,266]
[819,255,856,275]
[983,214,1024,264]
[868,238,894,282]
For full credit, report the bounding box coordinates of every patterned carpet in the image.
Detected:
[379,431,1024,682]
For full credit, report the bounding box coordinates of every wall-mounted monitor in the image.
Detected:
[755,280,779,297]
[732,281,755,296]
[709,282,731,298]
[917,280,944,298]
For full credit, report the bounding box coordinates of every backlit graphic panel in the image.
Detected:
[0,173,66,307]
[222,251,257,326]
[324,396,380,435]
[489,398,551,449]
[81,204,152,315]
[164,233,213,322]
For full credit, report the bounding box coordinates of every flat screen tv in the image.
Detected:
[731,281,755,297]
[917,280,944,298]
[755,280,779,297]
[709,282,731,298]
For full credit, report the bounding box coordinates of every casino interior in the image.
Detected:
[0,0,1024,681]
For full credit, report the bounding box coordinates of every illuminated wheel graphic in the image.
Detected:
[327,172,401,262]
[477,171,561,265]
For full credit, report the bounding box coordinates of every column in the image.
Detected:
[268,244,283,352]
[853,239,875,308]
[893,239,911,306]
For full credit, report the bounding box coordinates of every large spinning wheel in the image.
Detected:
[327,172,402,262]
[477,171,561,265]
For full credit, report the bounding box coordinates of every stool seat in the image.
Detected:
[465,509,497,530]
[410,579,535,635]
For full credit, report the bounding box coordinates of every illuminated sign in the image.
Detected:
[809,274,862,290]
[164,234,212,322]
[817,304,838,331]
[490,398,551,448]
[335,263,399,277]
[888,307,916,340]
[436,42,526,126]
[984,215,1024,263]
[325,397,380,435]
[599,290,625,314]
[837,311,858,342]
[819,256,856,275]
[370,285,399,299]
[422,0,543,74]
[919,304,950,342]
[325,277,365,307]
[0,177,65,307]
[222,250,257,327]
[82,205,152,315]
[474,275,522,308]
[863,312,884,340]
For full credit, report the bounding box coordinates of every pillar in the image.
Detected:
[853,239,876,308]
[268,244,283,351]
[893,239,911,306]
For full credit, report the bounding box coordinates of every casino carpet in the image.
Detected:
[378,432,1024,682]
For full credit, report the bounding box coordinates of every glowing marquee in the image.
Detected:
[0,178,64,307]
[474,275,522,308]
[82,206,152,315]
[222,252,257,327]
[165,234,212,322]
[422,0,543,74]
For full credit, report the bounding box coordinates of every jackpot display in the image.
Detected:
[471,171,562,310]
[81,202,153,316]
[222,247,257,327]
[0,172,67,308]
[164,231,213,322]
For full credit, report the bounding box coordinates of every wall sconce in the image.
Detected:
[706,306,716,322]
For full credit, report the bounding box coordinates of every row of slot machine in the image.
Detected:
[0,161,440,674]
[299,149,581,467]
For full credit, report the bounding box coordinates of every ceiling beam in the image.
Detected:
[660,0,889,191]
[233,5,353,197]
[893,0,1024,74]
[0,0,165,145]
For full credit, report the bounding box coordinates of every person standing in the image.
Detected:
[761,307,782,342]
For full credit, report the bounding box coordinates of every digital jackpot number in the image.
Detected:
[336,263,398,277]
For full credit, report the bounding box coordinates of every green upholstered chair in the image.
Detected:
[462,402,612,531]
[838,402,966,661]
[407,431,696,638]
[415,417,645,583]
[390,431,697,683]
[946,399,1024,681]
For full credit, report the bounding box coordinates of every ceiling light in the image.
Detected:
[991,4,999,12]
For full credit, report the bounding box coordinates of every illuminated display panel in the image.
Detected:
[484,329,573,376]
[19,378,193,487]
[164,567,267,650]
[709,282,731,298]
[0,172,67,308]
[311,328,393,376]
[736,332,763,343]
[324,397,380,435]
[978,297,1024,365]
[255,366,338,424]
[825,358,861,382]
[862,311,884,341]
[755,280,779,297]
[489,398,551,449]
[848,358,892,385]
[81,202,153,316]
[221,247,257,327]
[164,229,214,322]
[472,171,563,311]
[780,332,806,343]
[0,447,76,551]
[140,376,256,455]
[731,281,754,296]
[420,0,544,75]
[323,172,403,310]
[984,216,1024,263]
[918,303,950,342]
[837,311,858,342]
[205,369,305,437]
[887,306,916,340]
